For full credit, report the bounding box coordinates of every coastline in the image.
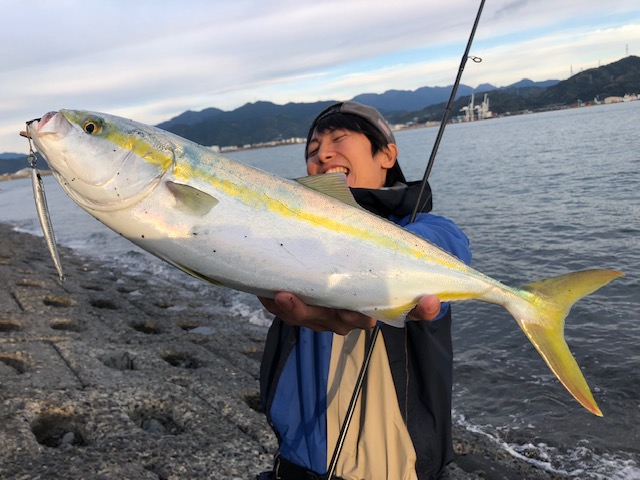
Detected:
[0,223,565,479]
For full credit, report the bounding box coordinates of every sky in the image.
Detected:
[1,0,639,153]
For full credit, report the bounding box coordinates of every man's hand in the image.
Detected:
[258,293,441,336]
[407,294,441,321]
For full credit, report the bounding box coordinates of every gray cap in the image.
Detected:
[306,101,406,185]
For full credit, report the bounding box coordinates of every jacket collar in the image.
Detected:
[350,181,433,219]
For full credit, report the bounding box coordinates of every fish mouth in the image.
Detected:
[27,112,58,134]
[22,112,58,139]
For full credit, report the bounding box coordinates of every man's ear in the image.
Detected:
[380,143,399,169]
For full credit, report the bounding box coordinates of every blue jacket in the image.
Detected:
[260,185,471,479]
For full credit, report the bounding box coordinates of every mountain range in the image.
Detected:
[2,56,638,174]
[153,79,561,147]
[156,55,640,148]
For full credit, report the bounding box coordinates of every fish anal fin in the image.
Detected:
[165,181,219,216]
[175,262,223,286]
[362,301,417,327]
[366,292,483,327]
[295,173,362,209]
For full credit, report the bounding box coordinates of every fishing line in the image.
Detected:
[326,2,485,478]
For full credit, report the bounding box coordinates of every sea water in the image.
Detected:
[0,101,638,478]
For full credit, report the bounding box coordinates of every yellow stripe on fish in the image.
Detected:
[172,161,464,269]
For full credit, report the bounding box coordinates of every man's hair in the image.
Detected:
[306,113,389,159]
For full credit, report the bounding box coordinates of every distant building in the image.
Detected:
[604,94,638,104]
[459,93,492,122]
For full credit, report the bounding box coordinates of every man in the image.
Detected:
[258,102,471,479]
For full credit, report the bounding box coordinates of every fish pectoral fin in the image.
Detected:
[295,173,362,209]
[165,181,219,216]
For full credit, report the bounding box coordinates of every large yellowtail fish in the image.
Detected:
[26,110,622,416]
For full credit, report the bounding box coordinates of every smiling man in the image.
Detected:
[258,101,471,480]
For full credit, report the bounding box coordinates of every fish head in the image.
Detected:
[27,109,174,211]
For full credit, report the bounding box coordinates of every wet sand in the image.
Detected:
[0,223,564,479]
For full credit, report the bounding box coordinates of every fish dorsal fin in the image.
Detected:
[295,173,361,209]
[165,181,219,216]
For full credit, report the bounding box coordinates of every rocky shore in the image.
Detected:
[0,223,564,479]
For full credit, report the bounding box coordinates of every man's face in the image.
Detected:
[306,128,395,189]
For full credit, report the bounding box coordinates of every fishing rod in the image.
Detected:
[326,1,485,478]
[411,0,485,222]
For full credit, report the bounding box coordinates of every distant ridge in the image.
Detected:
[0,153,29,175]
[156,101,337,148]
[160,107,225,127]
[154,76,564,148]
[351,84,491,112]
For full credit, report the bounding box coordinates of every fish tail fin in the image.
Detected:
[512,269,623,416]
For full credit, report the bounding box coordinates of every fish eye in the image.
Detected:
[83,118,103,135]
